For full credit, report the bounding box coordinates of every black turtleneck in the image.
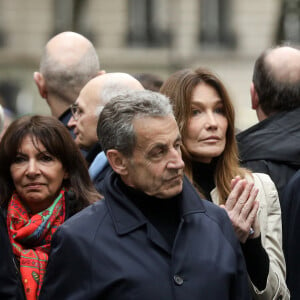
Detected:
[191,160,216,201]
[118,178,181,247]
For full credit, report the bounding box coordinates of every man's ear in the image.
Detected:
[106,149,128,176]
[250,82,259,110]
[33,72,47,99]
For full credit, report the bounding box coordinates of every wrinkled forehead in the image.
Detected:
[76,84,101,110]
[133,115,180,147]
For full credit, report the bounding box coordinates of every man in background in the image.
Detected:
[67,72,144,193]
[34,31,104,127]
[237,45,300,201]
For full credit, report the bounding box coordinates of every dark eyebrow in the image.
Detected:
[191,99,223,106]
[15,151,26,156]
[150,142,168,151]
[149,135,182,151]
[39,150,52,155]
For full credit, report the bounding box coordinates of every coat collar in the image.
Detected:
[103,171,206,236]
[237,106,300,163]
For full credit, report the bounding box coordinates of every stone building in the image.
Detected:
[0,0,298,129]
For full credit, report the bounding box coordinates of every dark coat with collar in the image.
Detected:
[282,169,300,299]
[58,107,72,128]
[0,209,23,300]
[237,107,300,202]
[59,108,89,158]
[0,191,80,300]
[59,108,75,139]
[40,172,251,300]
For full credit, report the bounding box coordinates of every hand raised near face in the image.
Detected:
[220,176,260,243]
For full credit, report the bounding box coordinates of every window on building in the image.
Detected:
[277,0,300,44]
[53,0,93,40]
[199,0,236,48]
[127,0,171,47]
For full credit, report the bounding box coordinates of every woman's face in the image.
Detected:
[184,82,228,163]
[10,135,68,214]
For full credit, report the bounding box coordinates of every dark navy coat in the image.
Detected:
[40,173,251,300]
[0,209,24,300]
[282,169,300,299]
[237,107,300,202]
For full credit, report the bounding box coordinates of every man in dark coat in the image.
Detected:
[40,90,251,300]
[237,45,300,202]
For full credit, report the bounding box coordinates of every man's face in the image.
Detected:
[123,115,185,199]
[68,87,99,150]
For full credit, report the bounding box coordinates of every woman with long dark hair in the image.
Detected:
[0,115,101,300]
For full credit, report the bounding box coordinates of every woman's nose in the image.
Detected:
[205,112,218,129]
[26,160,40,177]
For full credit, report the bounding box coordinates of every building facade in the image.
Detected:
[0,0,295,129]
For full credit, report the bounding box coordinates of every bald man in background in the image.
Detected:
[237,45,300,202]
[68,72,144,193]
[34,31,104,128]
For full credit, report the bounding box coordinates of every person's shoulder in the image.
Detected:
[252,172,274,185]
[287,169,300,188]
[251,172,281,209]
[282,169,300,206]
[201,200,241,248]
[251,172,278,197]
[201,199,230,224]
[60,199,108,234]
[183,176,228,220]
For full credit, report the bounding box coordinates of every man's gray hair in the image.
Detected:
[97,90,173,157]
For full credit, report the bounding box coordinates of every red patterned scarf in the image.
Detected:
[7,189,66,300]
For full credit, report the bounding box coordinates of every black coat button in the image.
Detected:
[174,275,184,285]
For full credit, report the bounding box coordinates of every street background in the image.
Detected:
[0,0,298,130]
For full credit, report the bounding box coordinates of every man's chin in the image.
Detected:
[158,181,183,199]
[80,144,90,151]
[73,136,81,146]
[76,138,90,151]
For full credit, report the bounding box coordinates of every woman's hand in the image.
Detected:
[220,176,260,243]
